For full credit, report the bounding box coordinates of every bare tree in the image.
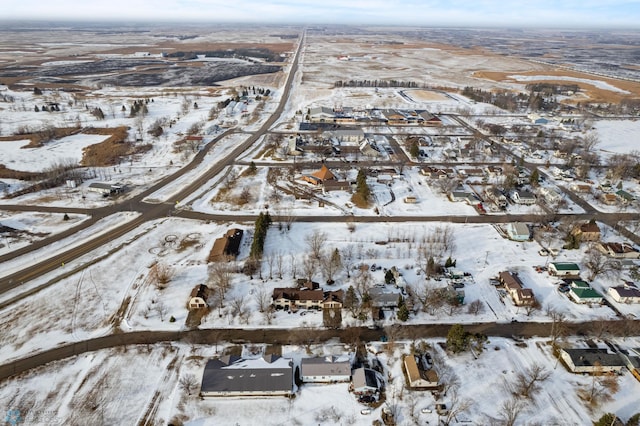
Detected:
[584,245,620,281]
[275,251,285,279]
[154,301,168,321]
[289,253,298,279]
[320,248,342,284]
[581,132,600,152]
[442,390,473,426]
[579,362,619,407]
[150,262,173,289]
[254,287,271,313]
[467,299,485,316]
[342,245,354,278]
[496,397,524,426]
[179,373,199,396]
[590,317,610,340]
[514,363,551,399]
[548,309,568,346]
[208,263,233,300]
[230,295,248,324]
[301,256,318,282]
[524,300,541,317]
[354,265,372,298]
[305,230,328,260]
[265,253,275,280]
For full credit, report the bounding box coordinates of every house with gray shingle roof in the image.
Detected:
[301,356,351,383]
[200,355,293,397]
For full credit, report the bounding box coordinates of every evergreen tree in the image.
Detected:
[397,303,409,322]
[248,161,257,175]
[530,168,540,187]
[410,141,420,158]
[446,324,469,353]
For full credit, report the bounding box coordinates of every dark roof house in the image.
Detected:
[201,355,293,397]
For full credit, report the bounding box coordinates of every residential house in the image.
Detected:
[485,187,507,209]
[538,187,561,204]
[571,183,592,193]
[567,280,602,304]
[601,193,618,205]
[323,180,353,192]
[309,106,334,123]
[322,290,345,309]
[448,190,475,204]
[272,288,343,311]
[499,271,536,306]
[200,355,293,397]
[616,189,635,204]
[351,367,380,395]
[485,165,503,180]
[548,262,580,277]
[608,283,640,304]
[303,164,337,185]
[458,167,485,179]
[208,228,244,262]
[560,349,624,374]
[571,221,601,242]
[312,165,336,182]
[596,242,640,259]
[404,355,439,389]
[418,111,442,126]
[331,129,364,144]
[369,287,402,309]
[301,356,351,383]
[359,140,381,157]
[381,110,407,126]
[506,222,530,242]
[188,284,210,310]
[509,189,536,205]
[421,167,454,180]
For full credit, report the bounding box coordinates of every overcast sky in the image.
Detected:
[3,0,640,28]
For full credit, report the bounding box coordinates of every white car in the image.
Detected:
[360,409,371,415]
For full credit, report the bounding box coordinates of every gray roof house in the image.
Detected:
[200,355,293,397]
[351,367,380,395]
[560,348,625,374]
[301,356,351,383]
[369,287,401,309]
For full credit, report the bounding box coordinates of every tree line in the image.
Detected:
[334,80,422,88]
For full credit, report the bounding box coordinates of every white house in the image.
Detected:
[548,262,580,277]
[509,189,536,205]
[608,283,640,304]
[187,284,210,310]
[567,280,602,304]
[506,222,530,241]
[301,357,351,383]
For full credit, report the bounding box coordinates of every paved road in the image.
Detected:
[1,319,636,381]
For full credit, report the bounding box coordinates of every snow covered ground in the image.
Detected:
[1,337,639,425]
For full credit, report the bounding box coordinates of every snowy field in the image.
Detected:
[595,120,640,155]
[0,210,90,255]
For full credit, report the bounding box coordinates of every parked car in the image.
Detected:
[360,409,371,415]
